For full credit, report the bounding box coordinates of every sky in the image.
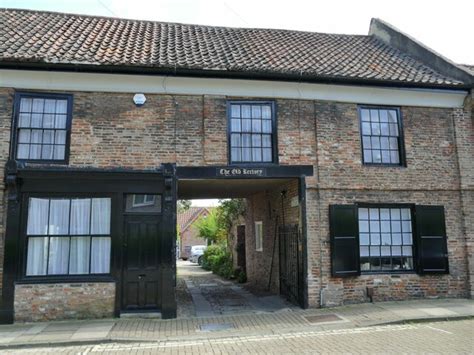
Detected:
[3,0,472,207]
[2,0,473,64]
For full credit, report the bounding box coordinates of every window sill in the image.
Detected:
[360,271,416,276]
[16,275,115,285]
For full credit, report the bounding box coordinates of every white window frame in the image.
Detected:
[132,194,155,207]
[255,221,263,251]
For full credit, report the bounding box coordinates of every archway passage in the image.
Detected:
[176,170,309,317]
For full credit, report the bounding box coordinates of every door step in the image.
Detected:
[120,312,162,319]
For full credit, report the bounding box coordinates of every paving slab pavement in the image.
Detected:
[0,298,472,349]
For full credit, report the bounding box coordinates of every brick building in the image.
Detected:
[0,9,472,323]
[177,207,210,259]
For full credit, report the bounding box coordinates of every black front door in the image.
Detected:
[122,215,162,311]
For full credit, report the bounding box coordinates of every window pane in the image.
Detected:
[18,129,30,143]
[31,113,42,128]
[91,198,111,234]
[389,137,398,150]
[381,246,391,256]
[252,148,262,162]
[252,120,262,133]
[392,233,402,245]
[371,123,380,135]
[389,123,398,136]
[363,149,372,163]
[380,208,390,220]
[231,133,240,147]
[31,129,42,143]
[27,198,50,235]
[402,246,412,256]
[262,105,271,119]
[370,109,379,122]
[70,199,91,235]
[391,221,401,232]
[17,144,29,159]
[26,237,49,276]
[380,123,389,135]
[390,150,400,164]
[362,122,371,135]
[390,208,401,219]
[379,110,388,122]
[241,134,251,147]
[231,119,241,132]
[370,246,380,256]
[49,199,70,235]
[262,120,272,133]
[402,221,412,233]
[360,109,370,121]
[381,233,391,245]
[360,246,369,256]
[56,100,68,114]
[242,119,251,132]
[32,98,44,113]
[29,144,41,159]
[241,105,251,118]
[252,134,261,147]
[242,148,251,161]
[401,208,411,220]
[371,233,381,245]
[69,237,91,274]
[380,137,390,150]
[381,150,390,163]
[381,220,390,232]
[55,114,67,129]
[403,233,412,245]
[359,208,369,219]
[231,105,240,118]
[262,148,272,162]
[369,208,379,219]
[388,110,398,123]
[359,220,369,232]
[18,113,31,127]
[41,144,53,160]
[372,150,381,163]
[362,136,371,149]
[54,145,65,160]
[43,130,54,144]
[43,114,54,128]
[231,147,241,162]
[251,105,261,118]
[48,237,70,275]
[20,98,33,112]
[370,220,380,232]
[44,99,56,113]
[360,233,370,245]
[371,136,380,149]
[91,237,111,273]
[262,134,272,147]
[55,130,66,144]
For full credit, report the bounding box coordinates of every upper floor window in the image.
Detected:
[14,93,72,163]
[359,107,405,166]
[228,102,276,164]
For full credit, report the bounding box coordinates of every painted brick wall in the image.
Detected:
[14,282,115,322]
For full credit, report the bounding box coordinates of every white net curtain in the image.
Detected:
[26,197,111,276]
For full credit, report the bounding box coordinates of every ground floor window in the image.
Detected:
[359,207,413,272]
[26,197,111,276]
[330,204,448,277]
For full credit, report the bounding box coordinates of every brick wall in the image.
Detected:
[244,179,300,293]
[180,225,207,259]
[14,282,115,322]
[0,88,471,319]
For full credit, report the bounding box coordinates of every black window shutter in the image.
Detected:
[415,205,449,274]
[329,205,360,277]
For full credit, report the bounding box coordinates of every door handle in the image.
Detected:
[138,274,146,279]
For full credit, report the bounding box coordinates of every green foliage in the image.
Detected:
[194,209,223,244]
[177,200,192,213]
[216,199,246,233]
[201,244,234,279]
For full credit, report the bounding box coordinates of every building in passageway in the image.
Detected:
[0,9,472,323]
[178,207,211,260]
